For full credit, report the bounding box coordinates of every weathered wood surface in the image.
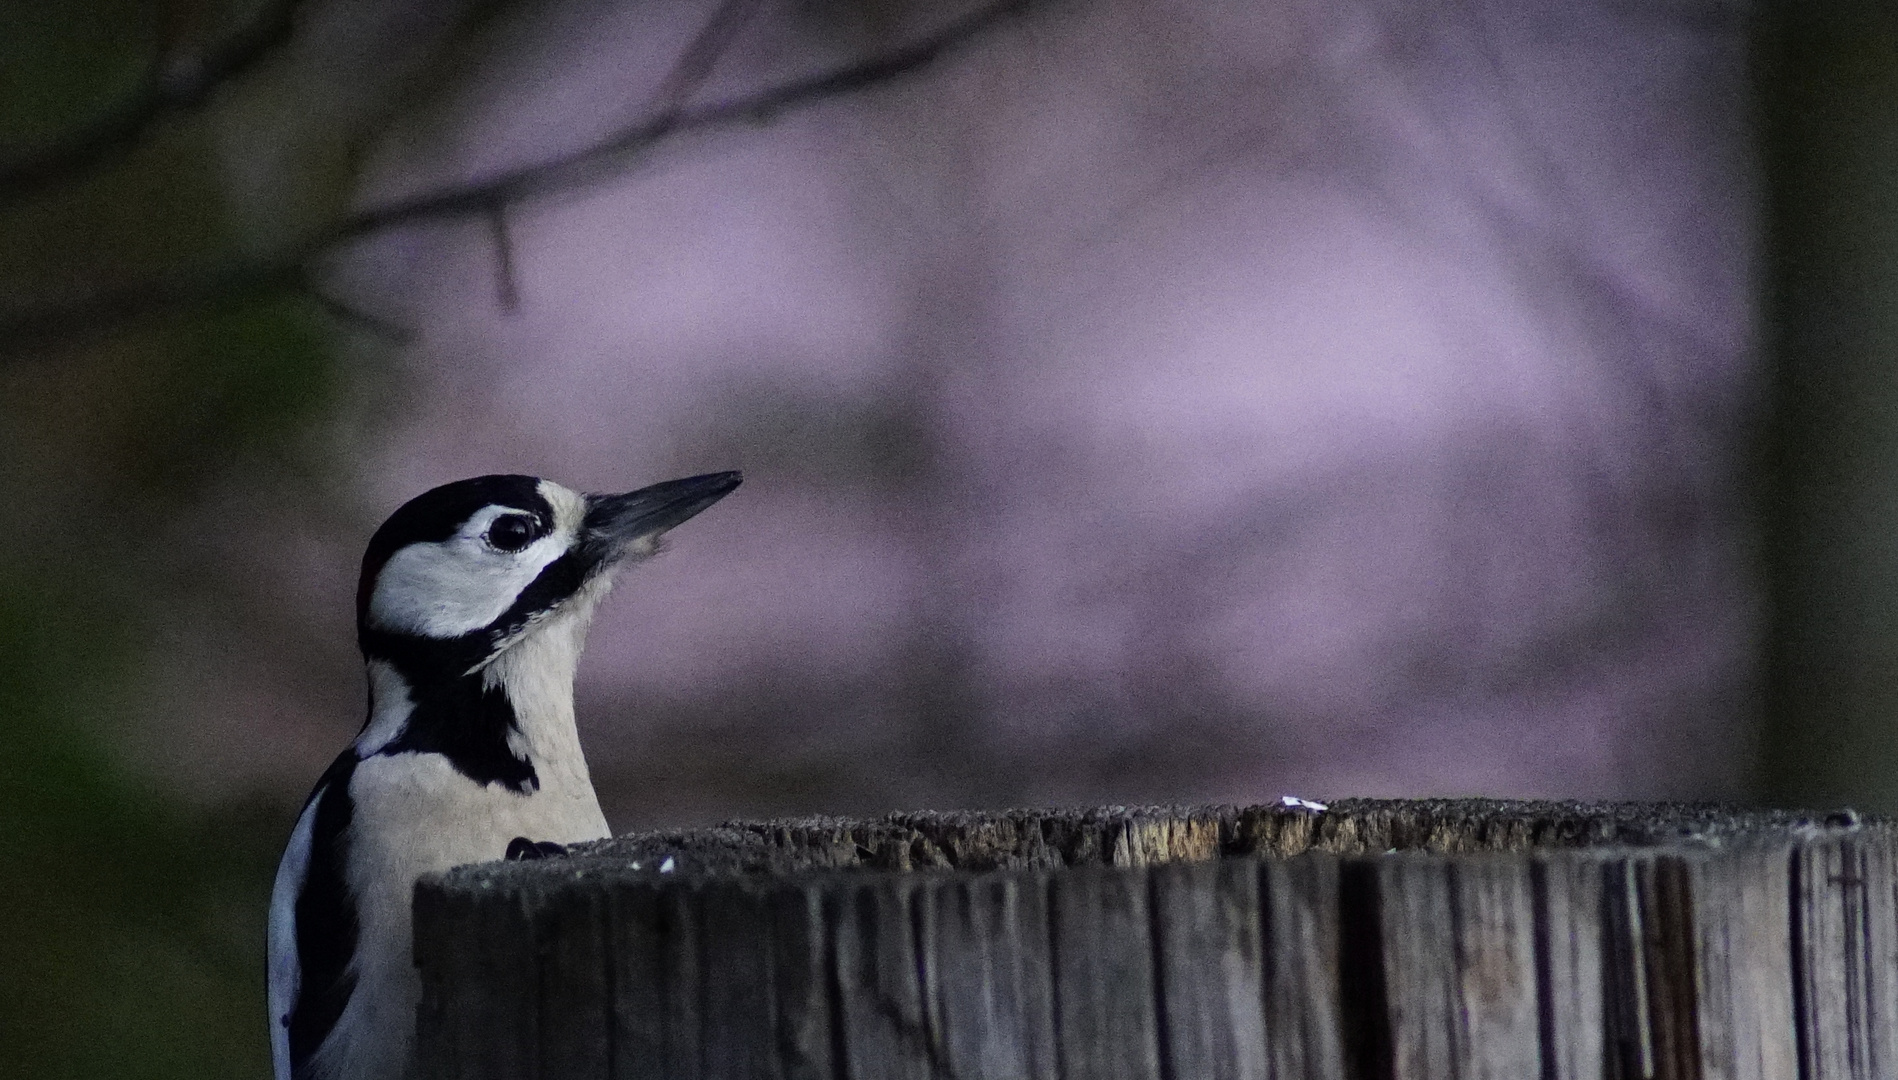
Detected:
[413,800,1893,1080]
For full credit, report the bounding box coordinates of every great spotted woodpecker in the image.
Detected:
[267,471,740,1080]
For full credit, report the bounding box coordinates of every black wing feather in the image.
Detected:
[287,751,362,1078]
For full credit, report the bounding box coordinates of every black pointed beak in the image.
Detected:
[581,471,741,568]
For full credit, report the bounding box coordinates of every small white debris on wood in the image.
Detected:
[1278,795,1328,811]
[659,856,676,874]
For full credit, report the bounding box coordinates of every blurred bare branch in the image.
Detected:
[486,204,521,313]
[0,0,1033,355]
[483,0,765,315]
[650,0,769,114]
[330,0,526,178]
[0,0,307,203]
[301,282,414,344]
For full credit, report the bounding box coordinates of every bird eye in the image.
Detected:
[486,514,538,552]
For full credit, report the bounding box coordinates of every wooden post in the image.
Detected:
[412,800,1892,1079]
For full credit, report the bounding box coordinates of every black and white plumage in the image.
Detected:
[267,471,740,1080]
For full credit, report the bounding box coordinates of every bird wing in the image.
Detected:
[268,789,321,1080]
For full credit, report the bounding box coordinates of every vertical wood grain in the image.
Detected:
[1049,867,1163,1080]
[1687,844,1796,1080]
[1374,856,1539,1079]
[1148,858,1268,1080]
[922,872,1058,1080]
[1531,855,1604,1080]
[601,879,667,1080]
[766,884,832,1080]
[414,879,541,1080]
[829,876,936,1080]
[535,876,612,1080]
[1261,855,1346,1080]
[695,881,780,1080]
[1792,829,1898,1079]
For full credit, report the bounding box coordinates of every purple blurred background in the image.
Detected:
[138,0,1759,831]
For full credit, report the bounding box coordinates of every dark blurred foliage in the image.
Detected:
[1,4,352,1075]
[1757,2,1898,810]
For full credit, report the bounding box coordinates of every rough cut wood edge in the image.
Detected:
[416,801,1886,1080]
[530,799,1869,880]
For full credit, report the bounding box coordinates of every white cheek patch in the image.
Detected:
[369,505,572,639]
[538,480,587,537]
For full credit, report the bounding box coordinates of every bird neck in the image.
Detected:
[354,574,613,793]
[479,601,592,776]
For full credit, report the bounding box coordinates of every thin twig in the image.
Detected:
[648,0,768,114]
[0,0,1033,355]
[487,203,521,313]
[335,0,537,194]
[0,0,306,202]
[303,284,414,344]
[478,0,764,317]
[333,0,1032,238]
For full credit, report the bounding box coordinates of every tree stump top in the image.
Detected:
[441,799,1867,886]
[415,800,1892,1080]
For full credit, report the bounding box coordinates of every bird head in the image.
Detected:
[354,471,741,681]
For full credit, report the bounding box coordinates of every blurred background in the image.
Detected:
[0,0,1883,1074]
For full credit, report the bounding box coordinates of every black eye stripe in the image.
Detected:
[486,552,586,642]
